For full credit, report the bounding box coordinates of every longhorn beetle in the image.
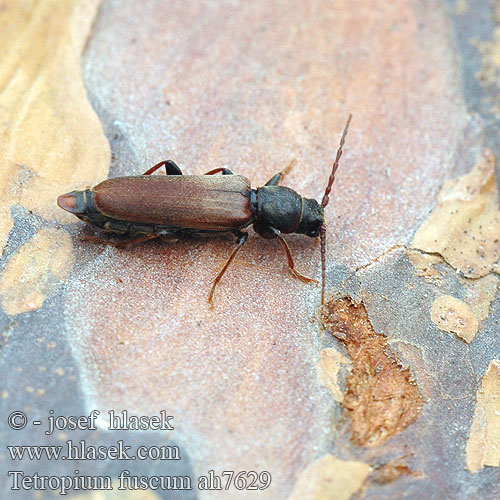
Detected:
[57,115,351,304]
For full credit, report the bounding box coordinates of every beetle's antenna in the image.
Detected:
[321,114,352,208]
[320,225,327,305]
[320,114,352,305]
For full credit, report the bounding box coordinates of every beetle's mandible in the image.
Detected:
[57,115,352,304]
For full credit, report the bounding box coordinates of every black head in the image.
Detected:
[296,198,324,237]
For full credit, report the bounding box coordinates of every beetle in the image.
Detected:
[57,115,351,305]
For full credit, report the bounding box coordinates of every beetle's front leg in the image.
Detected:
[208,230,249,305]
[268,227,317,284]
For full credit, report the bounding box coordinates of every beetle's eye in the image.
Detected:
[306,220,321,237]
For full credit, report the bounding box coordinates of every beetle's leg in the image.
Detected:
[82,233,160,248]
[269,227,317,284]
[143,160,183,176]
[264,159,296,186]
[203,168,235,175]
[208,231,248,305]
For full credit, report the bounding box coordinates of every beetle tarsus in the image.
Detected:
[143,160,183,176]
[208,231,249,305]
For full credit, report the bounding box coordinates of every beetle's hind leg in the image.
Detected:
[143,160,183,176]
[208,231,248,305]
[264,159,296,186]
[145,162,234,176]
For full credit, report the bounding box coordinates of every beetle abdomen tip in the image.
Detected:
[57,191,86,214]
